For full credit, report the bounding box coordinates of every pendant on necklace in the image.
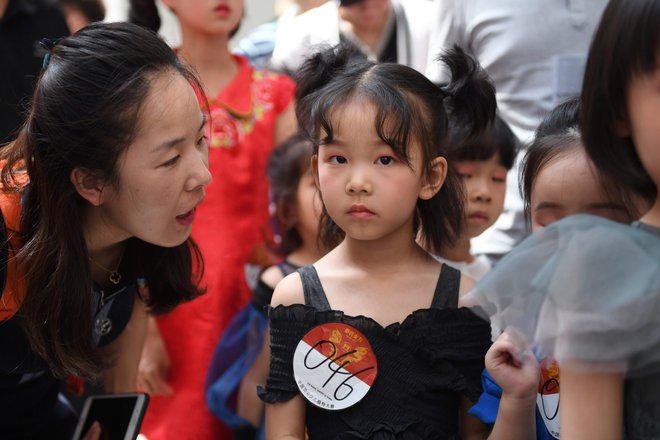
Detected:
[109,271,121,285]
[95,316,112,336]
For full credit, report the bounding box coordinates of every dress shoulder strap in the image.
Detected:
[430,263,460,309]
[297,265,332,311]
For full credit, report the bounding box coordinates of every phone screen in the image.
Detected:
[75,393,149,440]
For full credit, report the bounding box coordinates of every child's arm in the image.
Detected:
[560,364,624,440]
[137,315,173,395]
[265,273,307,439]
[457,274,497,440]
[238,330,272,426]
[266,395,307,440]
[101,296,149,392]
[237,266,286,426]
[459,396,490,439]
[485,332,538,440]
[274,102,297,147]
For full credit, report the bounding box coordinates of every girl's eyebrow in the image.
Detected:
[534,202,562,211]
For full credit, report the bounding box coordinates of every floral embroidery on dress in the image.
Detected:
[208,70,278,148]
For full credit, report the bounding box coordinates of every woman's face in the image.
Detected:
[98,71,211,247]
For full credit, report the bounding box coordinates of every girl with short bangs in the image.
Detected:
[260,44,539,440]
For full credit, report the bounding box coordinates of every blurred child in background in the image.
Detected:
[469,96,652,440]
[135,1,297,438]
[436,115,518,281]
[205,133,324,440]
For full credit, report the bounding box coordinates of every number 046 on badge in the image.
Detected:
[293,323,378,410]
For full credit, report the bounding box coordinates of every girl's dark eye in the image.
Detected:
[329,155,347,164]
[377,156,395,165]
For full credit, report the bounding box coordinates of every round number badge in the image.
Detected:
[293,322,378,411]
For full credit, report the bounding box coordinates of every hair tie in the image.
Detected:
[440,85,453,100]
[42,52,51,70]
[39,37,63,70]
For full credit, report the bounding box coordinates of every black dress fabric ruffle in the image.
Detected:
[259,303,491,439]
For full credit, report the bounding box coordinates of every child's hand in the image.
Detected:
[485,330,539,401]
[137,317,173,396]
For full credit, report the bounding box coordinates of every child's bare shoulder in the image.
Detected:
[260,265,286,289]
[270,271,305,307]
[458,272,476,307]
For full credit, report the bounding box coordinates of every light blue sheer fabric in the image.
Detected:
[467,214,660,439]
[467,214,660,376]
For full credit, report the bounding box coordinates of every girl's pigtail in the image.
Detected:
[295,43,361,103]
[439,46,497,138]
[295,43,363,138]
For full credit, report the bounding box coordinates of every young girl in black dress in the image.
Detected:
[260,45,539,439]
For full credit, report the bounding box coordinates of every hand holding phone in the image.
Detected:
[81,421,102,440]
[73,393,149,440]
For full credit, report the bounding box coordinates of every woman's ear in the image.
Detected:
[419,156,447,200]
[70,168,105,206]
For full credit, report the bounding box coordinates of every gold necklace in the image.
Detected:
[89,249,124,285]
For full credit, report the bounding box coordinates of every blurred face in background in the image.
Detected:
[529,148,631,232]
[163,0,244,37]
[339,0,391,33]
[454,154,508,239]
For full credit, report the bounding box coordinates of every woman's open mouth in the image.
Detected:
[176,207,196,226]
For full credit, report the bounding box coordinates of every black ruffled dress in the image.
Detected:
[260,264,491,439]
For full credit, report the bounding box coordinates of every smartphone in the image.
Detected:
[72,393,149,440]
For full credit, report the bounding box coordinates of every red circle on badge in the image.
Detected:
[293,322,378,411]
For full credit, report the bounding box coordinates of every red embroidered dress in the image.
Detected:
[142,55,295,440]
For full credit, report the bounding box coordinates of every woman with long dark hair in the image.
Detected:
[0,21,210,438]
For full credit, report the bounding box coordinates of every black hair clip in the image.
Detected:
[439,85,454,99]
[40,37,63,70]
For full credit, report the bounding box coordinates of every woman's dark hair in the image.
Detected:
[295,44,496,254]
[267,132,315,256]
[521,96,651,227]
[0,22,206,380]
[580,0,658,205]
[447,114,519,169]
